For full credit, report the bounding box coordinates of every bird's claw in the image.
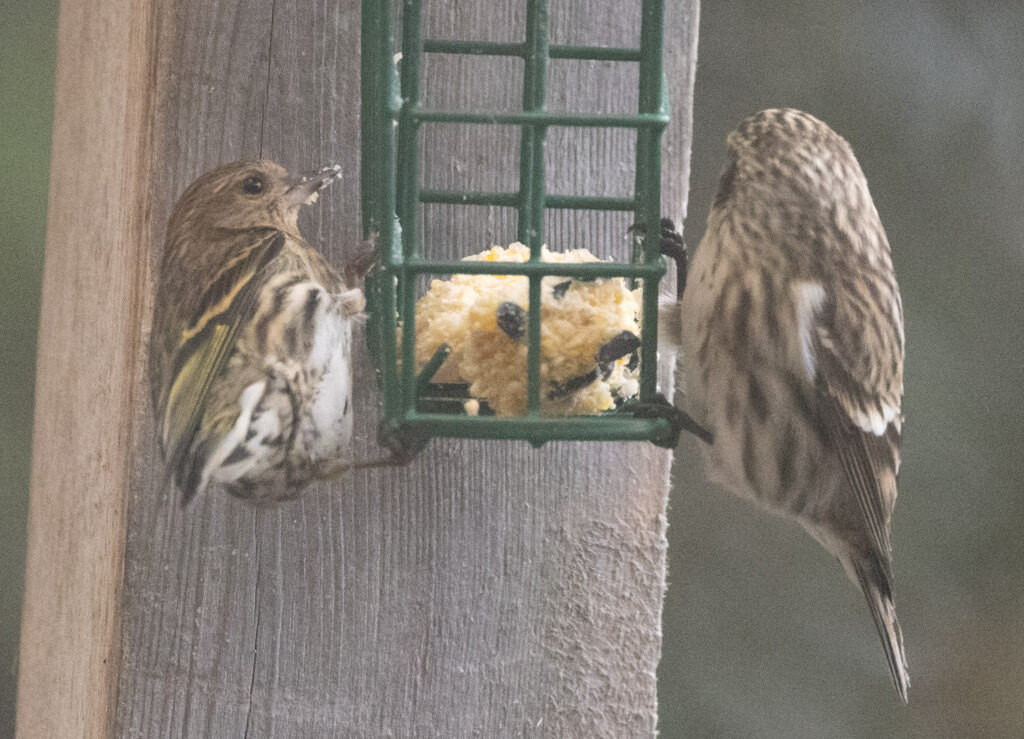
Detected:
[628,218,689,299]
[632,392,713,448]
[345,232,379,285]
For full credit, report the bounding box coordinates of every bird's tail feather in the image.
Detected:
[854,552,910,702]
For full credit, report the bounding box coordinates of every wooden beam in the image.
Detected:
[16,0,154,736]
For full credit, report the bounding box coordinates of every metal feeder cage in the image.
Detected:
[360,0,675,457]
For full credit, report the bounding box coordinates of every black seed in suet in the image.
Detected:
[496,301,527,342]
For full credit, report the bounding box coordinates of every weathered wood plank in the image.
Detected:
[16,0,155,736]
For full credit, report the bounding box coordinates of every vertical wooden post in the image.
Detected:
[18,1,699,736]
[16,0,153,736]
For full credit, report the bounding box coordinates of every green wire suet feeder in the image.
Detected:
[360,0,678,457]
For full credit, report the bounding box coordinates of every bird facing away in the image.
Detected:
[150,160,366,505]
[678,109,909,700]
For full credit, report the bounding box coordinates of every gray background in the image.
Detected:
[2,1,1022,736]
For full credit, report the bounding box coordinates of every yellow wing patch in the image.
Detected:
[163,323,229,450]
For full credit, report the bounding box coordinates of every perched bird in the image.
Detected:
[677,109,909,700]
[150,160,366,505]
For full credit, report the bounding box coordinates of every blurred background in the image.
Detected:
[2,1,1021,737]
[1,1,59,735]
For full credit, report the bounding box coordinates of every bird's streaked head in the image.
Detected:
[716,108,868,213]
[167,160,342,237]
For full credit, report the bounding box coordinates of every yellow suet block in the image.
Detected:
[414,243,642,416]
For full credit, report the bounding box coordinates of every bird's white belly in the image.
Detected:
[301,298,353,464]
[207,285,357,498]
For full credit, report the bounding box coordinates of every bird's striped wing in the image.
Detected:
[813,275,909,699]
[160,230,285,502]
[812,272,904,567]
[819,390,900,575]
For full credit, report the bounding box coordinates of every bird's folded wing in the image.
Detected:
[812,278,903,570]
[160,230,285,497]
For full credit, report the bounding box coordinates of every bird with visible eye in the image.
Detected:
[149,160,370,505]
[658,109,910,701]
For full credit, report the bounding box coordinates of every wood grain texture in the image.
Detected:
[15,0,154,736]
[22,0,699,736]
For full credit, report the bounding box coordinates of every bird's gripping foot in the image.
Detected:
[632,392,713,448]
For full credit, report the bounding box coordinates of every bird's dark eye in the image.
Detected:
[242,175,264,195]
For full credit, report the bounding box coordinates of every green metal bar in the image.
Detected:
[360,0,401,424]
[404,259,665,279]
[422,40,523,56]
[419,190,519,207]
[549,44,642,61]
[416,343,451,394]
[542,193,638,210]
[419,189,636,211]
[398,0,425,416]
[520,0,549,417]
[398,413,674,443]
[411,109,668,128]
[634,0,666,401]
[422,39,642,62]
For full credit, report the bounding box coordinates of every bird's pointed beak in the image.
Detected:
[285,164,342,207]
